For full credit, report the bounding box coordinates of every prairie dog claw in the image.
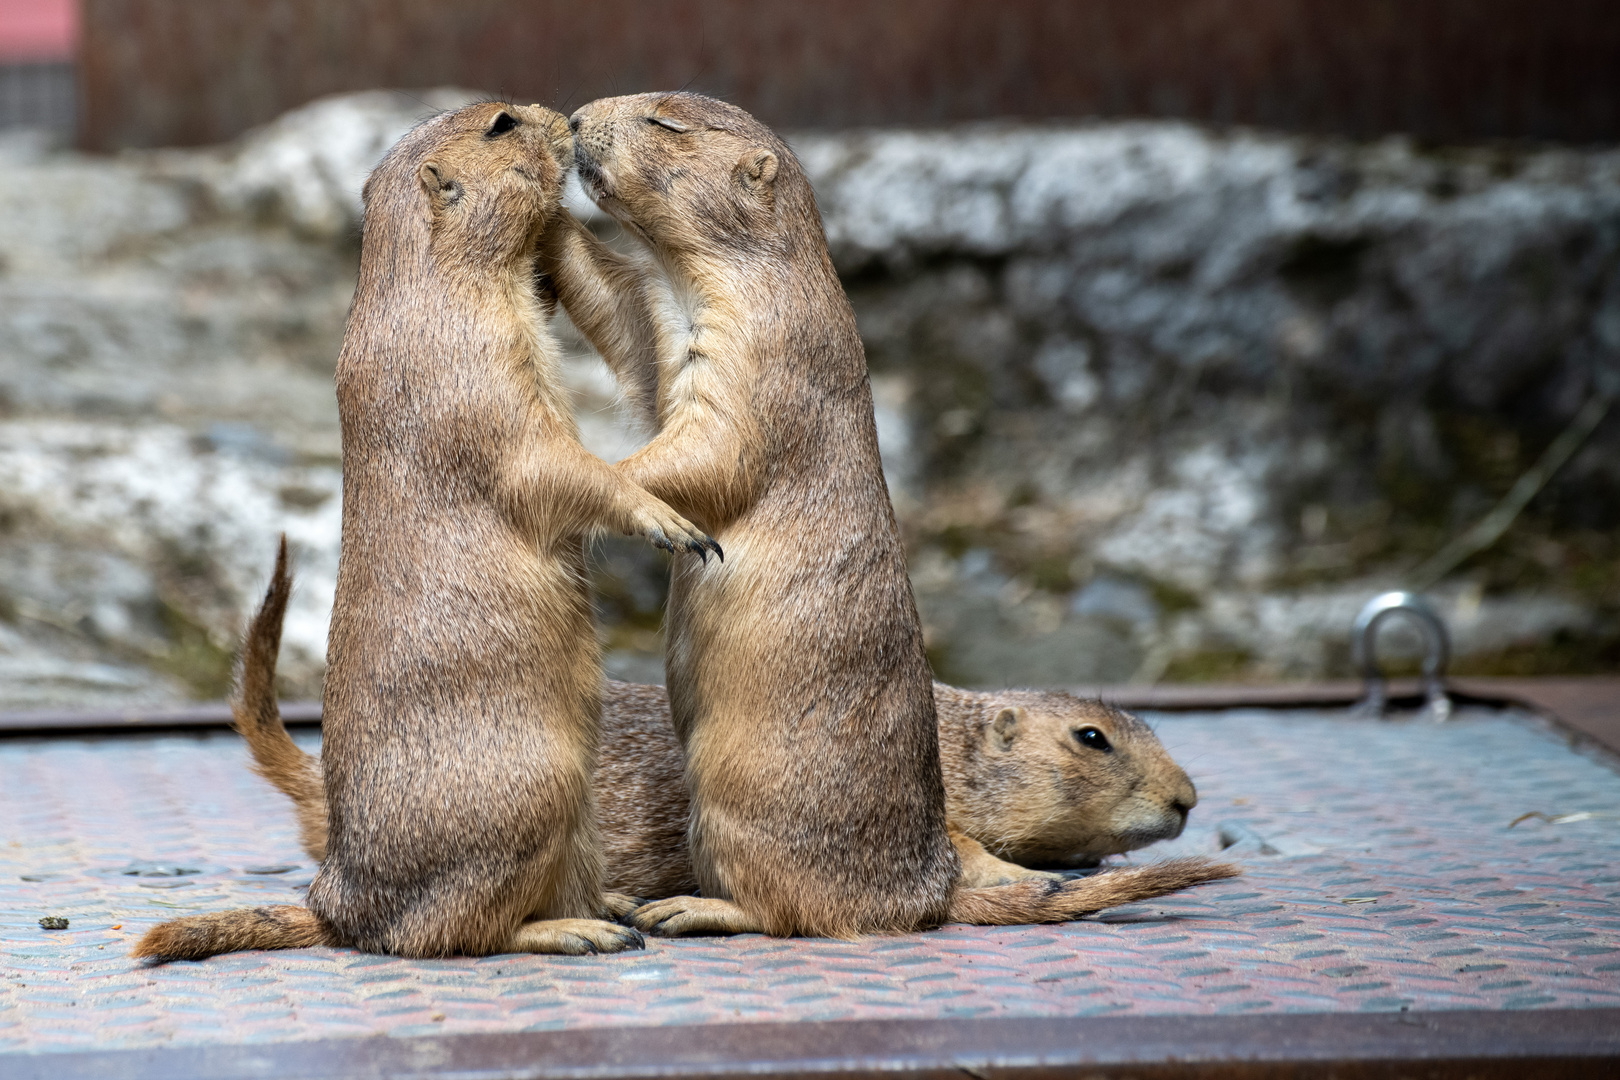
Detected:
[628,896,765,937]
[506,917,645,954]
[629,503,718,561]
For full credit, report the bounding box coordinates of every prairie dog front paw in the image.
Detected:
[627,500,723,562]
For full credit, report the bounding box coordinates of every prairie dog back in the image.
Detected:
[553,91,958,936]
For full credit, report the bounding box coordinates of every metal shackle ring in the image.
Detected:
[1351,591,1452,721]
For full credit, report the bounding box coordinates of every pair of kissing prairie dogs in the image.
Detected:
[136,94,1236,962]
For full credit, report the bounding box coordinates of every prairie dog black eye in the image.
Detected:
[486,112,519,137]
[647,115,689,132]
[1075,727,1112,753]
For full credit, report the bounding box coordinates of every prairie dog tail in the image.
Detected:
[132,905,337,962]
[234,535,328,862]
[947,857,1240,925]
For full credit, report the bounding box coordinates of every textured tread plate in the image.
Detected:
[1,707,1618,1057]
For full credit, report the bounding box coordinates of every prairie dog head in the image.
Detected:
[359,101,574,274]
[568,91,814,258]
[947,688,1198,869]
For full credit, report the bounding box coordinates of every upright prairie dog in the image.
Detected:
[543,92,1236,936]
[134,102,716,963]
[233,570,1204,898]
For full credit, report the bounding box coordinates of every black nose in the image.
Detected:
[1170,798,1192,820]
[568,116,581,133]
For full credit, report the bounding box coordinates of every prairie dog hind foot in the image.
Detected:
[507,918,646,954]
[629,896,766,937]
[600,892,643,921]
[951,829,1065,888]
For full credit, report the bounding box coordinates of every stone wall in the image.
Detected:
[0,90,1614,707]
[798,126,1620,685]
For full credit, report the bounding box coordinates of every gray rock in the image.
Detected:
[0,93,649,706]
[195,88,487,238]
[798,124,1620,685]
[0,95,1615,707]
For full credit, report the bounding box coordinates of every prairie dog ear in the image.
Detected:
[736,148,779,201]
[991,706,1023,751]
[418,161,463,209]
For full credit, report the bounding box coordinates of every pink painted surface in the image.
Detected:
[1,706,1618,1055]
[0,0,76,61]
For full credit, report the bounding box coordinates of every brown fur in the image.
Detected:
[933,684,1199,873]
[548,92,956,937]
[946,857,1238,925]
[131,904,333,963]
[612,684,1212,894]
[594,679,698,897]
[541,92,1236,936]
[238,634,1209,900]
[134,100,715,963]
[234,536,329,862]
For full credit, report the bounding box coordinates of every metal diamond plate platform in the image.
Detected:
[2,704,1619,1067]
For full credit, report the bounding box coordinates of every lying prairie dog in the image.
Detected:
[237,652,1205,899]
[931,683,1198,883]
[599,681,1202,897]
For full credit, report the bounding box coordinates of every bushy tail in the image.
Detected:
[132,905,337,962]
[234,535,329,861]
[947,857,1240,925]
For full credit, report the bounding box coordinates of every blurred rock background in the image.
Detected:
[807,128,1620,687]
[0,89,1616,707]
[0,1,1616,707]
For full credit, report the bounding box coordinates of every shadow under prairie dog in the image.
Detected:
[540,91,1237,937]
[134,100,715,963]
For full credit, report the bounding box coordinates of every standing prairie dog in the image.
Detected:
[542,92,1236,936]
[231,559,1205,899]
[134,101,716,963]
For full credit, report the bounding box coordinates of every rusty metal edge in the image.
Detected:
[1446,677,1620,761]
[0,682,1417,734]
[0,678,1592,731]
[1,677,1614,738]
[4,1008,1617,1080]
[1076,678,1444,711]
[1079,676,1620,759]
[0,700,322,736]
